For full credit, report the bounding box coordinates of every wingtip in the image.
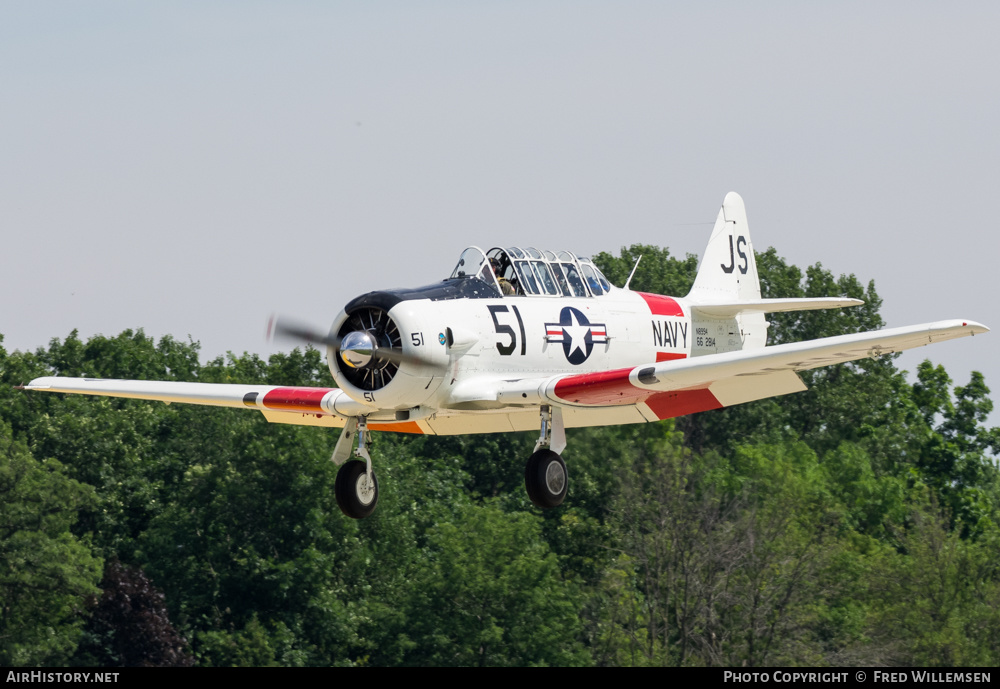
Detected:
[941,319,989,336]
[16,377,56,391]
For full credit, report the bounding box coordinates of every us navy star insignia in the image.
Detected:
[545,306,609,365]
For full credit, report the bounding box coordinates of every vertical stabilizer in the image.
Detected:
[687,192,761,303]
[687,193,767,353]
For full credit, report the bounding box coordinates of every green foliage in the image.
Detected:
[870,501,1000,665]
[0,421,102,666]
[909,364,1000,535]
[137,413,367,665]
[594,244,698,295]
[820,442,907,538]
[398,502,589,666]
[195,614,296,667]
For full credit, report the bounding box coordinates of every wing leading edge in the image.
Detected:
[19,377,407,430]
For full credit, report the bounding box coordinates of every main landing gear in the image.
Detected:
[525,405,568,509]
[331,406,570,518]
[332,417,379,519]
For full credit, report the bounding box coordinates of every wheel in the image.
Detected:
[524,449,568,509]
[335,460,379,519]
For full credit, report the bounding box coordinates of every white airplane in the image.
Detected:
[21,193,988,518]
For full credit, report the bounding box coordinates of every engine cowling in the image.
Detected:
[328,297,448,411]
[333,306,402,391]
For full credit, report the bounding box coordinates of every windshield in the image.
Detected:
[450,246,502,292]
[471,245,616,298]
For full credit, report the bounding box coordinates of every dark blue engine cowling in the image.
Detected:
[343,278,501,314]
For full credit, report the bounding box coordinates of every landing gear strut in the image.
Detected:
[525,405,568,509]
[332,417,380,519]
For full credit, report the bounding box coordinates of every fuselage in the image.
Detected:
[327,278,760,415]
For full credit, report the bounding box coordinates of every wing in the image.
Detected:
[20,319,988,436]
[493,319,989,422]
[18,377,428,432]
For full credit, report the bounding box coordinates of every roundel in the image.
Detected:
[545,307,609,365]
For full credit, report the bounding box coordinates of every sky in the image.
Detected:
[2,2,997,425]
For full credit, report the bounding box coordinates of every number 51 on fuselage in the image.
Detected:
[22,192,988,519]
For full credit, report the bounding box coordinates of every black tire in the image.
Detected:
[335,460,379,519]
[524,449,568,509]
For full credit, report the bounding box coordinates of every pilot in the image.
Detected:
[490,257,516,296]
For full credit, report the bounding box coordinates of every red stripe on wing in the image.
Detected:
[553,368,646,406]
[262,387,335,413]
[645,388,721,419]
[552,366,721,419]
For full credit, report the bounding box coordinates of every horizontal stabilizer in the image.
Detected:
[691,297,864,318]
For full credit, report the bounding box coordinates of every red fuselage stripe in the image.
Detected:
[638,292,685,317]
[656,352,687,362]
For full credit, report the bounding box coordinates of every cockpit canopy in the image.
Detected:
[449,246,613,297]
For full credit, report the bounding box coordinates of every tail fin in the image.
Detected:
[686,192,765,353]
[687,192,761,303]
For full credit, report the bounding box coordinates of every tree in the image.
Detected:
[596,437,843,666]
[593,244,698,296]
[137,410,369,665]
[0,421,102,666]
[911,363,1000,534]
[870,500,1000,666]
[72,560,193,667]
[399,502,589,666]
